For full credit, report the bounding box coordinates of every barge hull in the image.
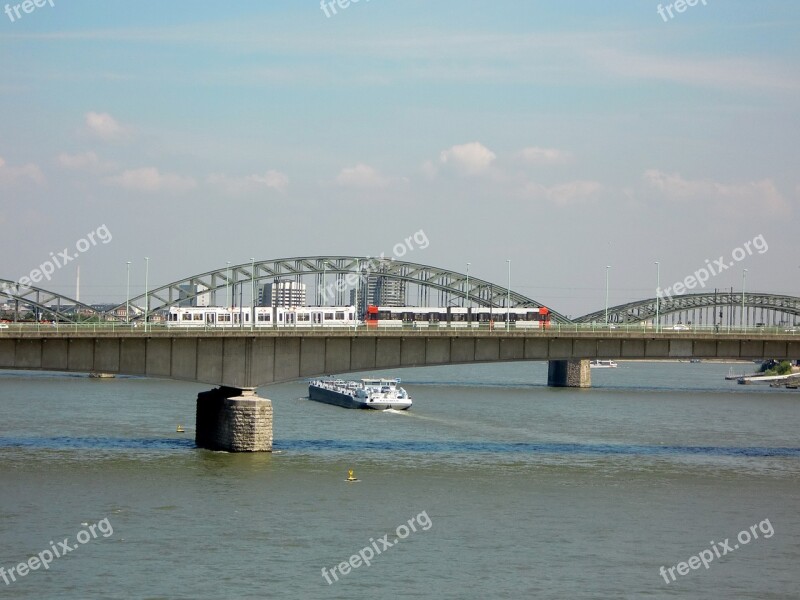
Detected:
[308,386,367,409]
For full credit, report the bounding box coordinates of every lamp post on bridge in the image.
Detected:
[144,257,149,332]
[355,258,361,326]
[506,259,511,332]
[226,261,231,309]
[322,262,327,306]
[742,269,748,331]
[126,261,131,325]
[654,261,660,333]
[250,257,255,332]
[465,262,471,309]
[605,265,610,326]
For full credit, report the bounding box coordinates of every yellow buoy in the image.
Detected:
[176,425,185,433]
[346,469,359,482]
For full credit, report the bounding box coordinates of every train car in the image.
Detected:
[167,306,242,327]
[275,306,357,328]
[364,305,550,329]
[166,306,357,328]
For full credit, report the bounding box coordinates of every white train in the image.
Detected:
[165,304,551,329]
[166,305,358,328]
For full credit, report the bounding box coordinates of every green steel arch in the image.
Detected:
[575,291,800,325]
[110,256,573,323]
[0,278,104,323]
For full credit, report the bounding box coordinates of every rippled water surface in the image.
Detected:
[1,361,798,598]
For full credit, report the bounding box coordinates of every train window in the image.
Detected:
[298,313,310,321]
[193,313,203,320]
[182,313,191,321]
[325,312,334,320]
[335,311,345,320]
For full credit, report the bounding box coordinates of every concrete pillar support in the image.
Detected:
[196,386,273,452]
[547,359,591,388]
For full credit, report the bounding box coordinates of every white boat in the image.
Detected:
[308,378,413,410]
[590,360,618,369]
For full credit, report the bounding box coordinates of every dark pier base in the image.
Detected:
[196,386,273,452]
[547,359,592,388]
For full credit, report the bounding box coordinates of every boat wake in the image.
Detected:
[382,408,410,415]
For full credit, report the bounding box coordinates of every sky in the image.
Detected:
[0,0,798,317]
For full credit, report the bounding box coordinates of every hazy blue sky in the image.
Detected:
[1,0,798,316]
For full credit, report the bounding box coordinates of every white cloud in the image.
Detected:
[590,48,800,92]
[107,167,196,193]
[0,156,45,186]
[524,180,604,205]
[248,170,288,191]
[642,170,791,215]
[518,146,572,165]
[207,169,289,193]
[335,164,391,188]
[57,151,115,172]
[438,142,496,175]
[85,111,128,140]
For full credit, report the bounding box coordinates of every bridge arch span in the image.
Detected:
[109,256,572,324]
[576,292,800,327]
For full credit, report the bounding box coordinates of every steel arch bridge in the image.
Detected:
[575,292,800,325]
[0,278,104,323]
[110,256,573,323]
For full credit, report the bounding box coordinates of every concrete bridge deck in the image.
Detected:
[2,328,797,388]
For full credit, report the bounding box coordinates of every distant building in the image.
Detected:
[260,280,306,308]
[351,270,406,315]
[178,284,211,307]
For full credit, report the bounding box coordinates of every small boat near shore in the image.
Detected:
[308,377,413,410]
[88,372,115,379]
[589,360,618,369]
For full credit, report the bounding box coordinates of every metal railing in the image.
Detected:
[0,322,798,335]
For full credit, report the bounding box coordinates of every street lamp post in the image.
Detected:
[506,259,511,332]
[355,259,361,327]
[605,265,610,326]
[226,261,231,308]
[126,261,131,325]
[322,263,327,306]
[742,269,748,330]
[465,262,471,309]
[250,258,255,331]
[144,257,149,332]
[655,261,660,333]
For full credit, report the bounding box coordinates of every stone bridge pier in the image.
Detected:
[547,359,591,388]
[195,387,273,452]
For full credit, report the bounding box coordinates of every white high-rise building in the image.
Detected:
[350,273,406,316]
[260,280,306,308]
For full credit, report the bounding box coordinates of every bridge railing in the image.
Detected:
[0,322,798,335]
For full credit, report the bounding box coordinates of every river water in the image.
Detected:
[1,361,798,599]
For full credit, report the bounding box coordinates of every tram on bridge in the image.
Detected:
[165,304,551,329]
[364,305,551,328]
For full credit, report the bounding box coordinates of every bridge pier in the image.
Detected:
[547,359,591,388]
[196,386,273,452]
